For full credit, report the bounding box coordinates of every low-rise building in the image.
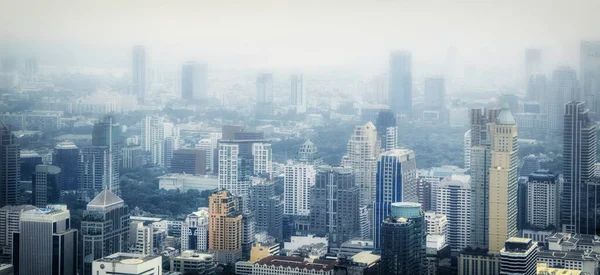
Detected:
[92,253,162,275]
[159,173,218,192]
[252,255,336,275]
[170,250,216,274]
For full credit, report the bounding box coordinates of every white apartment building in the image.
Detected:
[181,208,209,252]
[284,162,316,216]
[435,174,471,253]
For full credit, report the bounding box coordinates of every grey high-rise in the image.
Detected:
[562,101,597,234]
[548,67,579,133]
[524,48,542,86]
[250,180,283,241]
[81,190,130,275]
[380,202,425,275]
[581,41,600,115]
[53,142,80,190]
[0,122,19,207]
[13,206,77,275]
[389,51,412,117]
[181,61,208,101]
[132,45,146,103]
[0,204,37,263]
[310,166,359,249]
[32,164,62,208]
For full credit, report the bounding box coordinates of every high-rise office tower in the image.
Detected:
[81,190,130,275]
[526,170,560,229]
[310,166,359,249]
[53,142,79,190]
[424,77,446,120]
[291,74,307,113]
[527,74,548,108]
[469,108,500,248]
[0,204,36,263]
[256,73,274,118]
[380,202,425,275]
[488,103,519,253]
[20,150,43,181]
[196,138,215,173]
[218,140,272,200]
[81,118,121,196]
[24,57,38,82]
[132,45,146,103]
[548,67,579,133]
[581,41,600,115]
[163,135,181,169]
[389,51,412,117]
[499,237,538,275]
[343,122,379,206]
[140,116,167,166]
[181,208,209,252]
[373,149,417,248]
[171,149,206,175]
[181,61,208,101]
[435,175,471,253]
[296,139,322,165]
[283,162,315,216]
[250,180,283,241]
[32,164,61,208]
[562,101,598,234]
[375,110,397,152]
[464,129,471,169]
[524,48,542,87]
[208,190,242,264]
[13,205,78,275]
[0,122,19,207]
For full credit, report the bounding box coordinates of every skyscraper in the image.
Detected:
[283,162,315,216]
[527,74,547,107]
[291,74,307,113]
[13,205,78,275]
[548,67,579,133]
[0,122,19,207]
[562,101,598,234]
[435,174,471,253]
[464,129,471,169]
[0,204,37,263]
[488,103,519,253]
[310,166,359,249]
[580,41,600,115]
[256,73,274,118]
[250,179,283,241]
[53,142,79,190]
[81,190,130,275]
[208,190,242,264]
[375,110,397,152]
[373,149,417,248]
[32,164,62,208]
[424,77,446,122]
[343,122,379,206]
[379,202,425,275]
[24,57,38,82]
[469,108,499,248]
[389,51,412,117]
[524,48,542,87]
[132,45,146,103]
[140,116,167,166]
[296,139,322,165]
[181,62,208,101]
[526,170,560,229]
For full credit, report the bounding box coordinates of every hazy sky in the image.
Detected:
[1,0,598,70]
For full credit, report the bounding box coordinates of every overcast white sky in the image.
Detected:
[0,0,598,70]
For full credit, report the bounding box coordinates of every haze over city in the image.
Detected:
[1,0,600,275]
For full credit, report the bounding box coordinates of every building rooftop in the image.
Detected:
[538,250,600,261]
[255,256,336,272]
[0,204,37,212]
[497,102,516,125]
[95,252,159,265]
[176,250,214,261]
[87,189,125,212]
[55,141,78,150]
[351,251,380,265]
[20,150,41,158]
[536,263,581,275]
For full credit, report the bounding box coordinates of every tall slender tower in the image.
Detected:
[0,122,19,207]
[488,103,519,253]
[562,101,597,234]
[581,41,600,114]
[389,51,412,117]
[291,74,306,114]
[181,62,208,101]
[132,45,146,103]
[208,191,242,264]
[80,118,120,197]
[373,149,417,248]
[548,67,579,133]
[524,48,542,88]
[343,122,379,206]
